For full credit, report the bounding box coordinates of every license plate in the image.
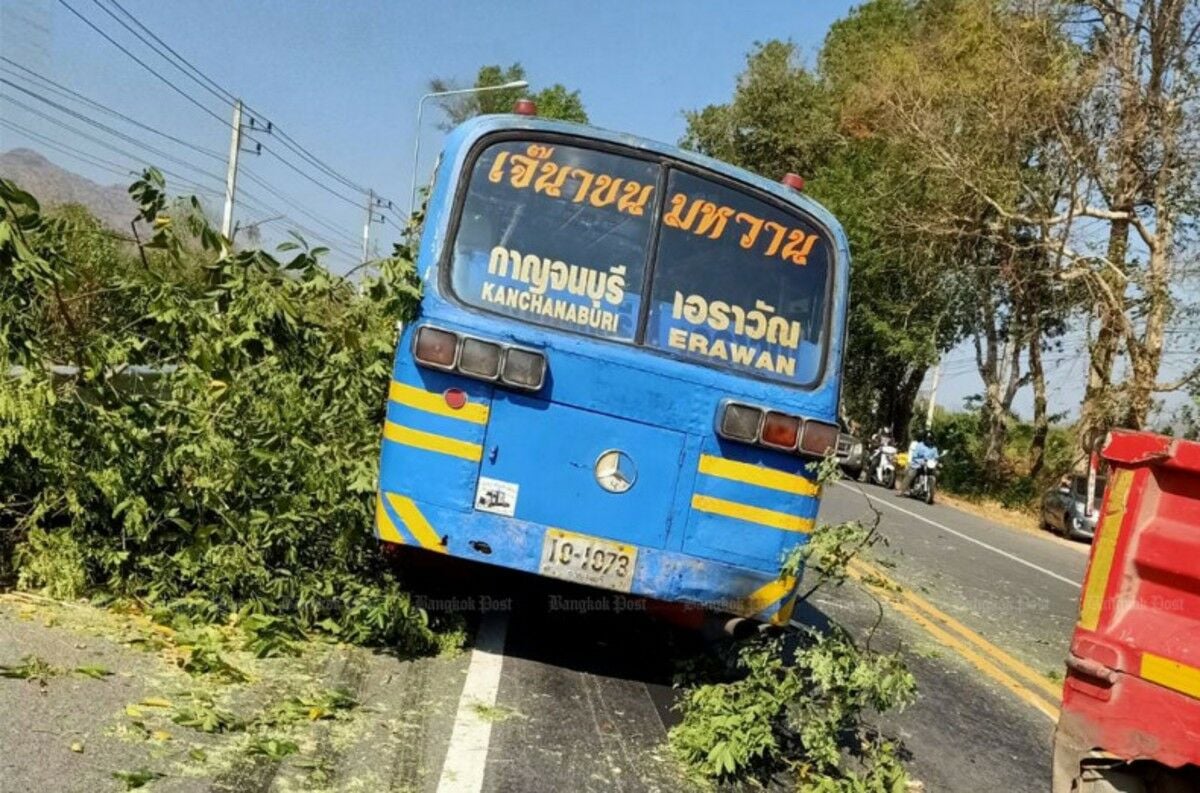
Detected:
[538,529,638,592]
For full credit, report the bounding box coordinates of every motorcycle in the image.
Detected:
[906,454,941,505]
[866,441,898,489]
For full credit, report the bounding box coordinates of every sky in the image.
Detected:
[0,0,1191,423]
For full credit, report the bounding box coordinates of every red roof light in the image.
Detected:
[781,173,805,192]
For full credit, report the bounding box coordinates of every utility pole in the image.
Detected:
[362,189,375,263]
[221,99,243,240]
[361,191,391,263]
[925,360,942,430]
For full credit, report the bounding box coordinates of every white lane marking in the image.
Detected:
[834,482,1081,589]
[436,612,509,793]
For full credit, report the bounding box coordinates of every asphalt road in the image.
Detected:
[407,481,1091,793]
[0,483,1090,792]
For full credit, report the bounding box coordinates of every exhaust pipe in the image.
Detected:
[701,614,758,641]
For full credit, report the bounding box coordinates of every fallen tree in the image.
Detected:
[1,171,451,653]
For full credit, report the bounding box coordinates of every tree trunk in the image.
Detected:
[1075,1,1139,461]
[1028,321,1049,480]
[1114,0,1186,429]
[1122,204,1174,429]
[888,366,926,447]
[980,333,1024,478]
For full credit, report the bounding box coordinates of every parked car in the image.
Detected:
[836,428,865,481]
[1041,474,1106,541]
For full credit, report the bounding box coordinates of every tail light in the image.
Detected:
[761,412,801,449]
[413,326,458,369]
[501,347,547,390]
[716,400,839,459]
[411,325,546,392]
[459,338,502,380]
[719,403,762,442]
[799,420,840,457]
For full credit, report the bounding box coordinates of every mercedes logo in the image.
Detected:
[594,450,637,493]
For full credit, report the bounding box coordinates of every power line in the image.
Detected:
[92,0,388,203]
[97,0,392,204]
[0,86,226,189]
[59,0,402,218]
[240,166,366,249]
[3,115,358,263]
[2,117,146,182]
[54,0,229,129]
[250,120,392,203]
[0,90,226,191]
[90,0,237,108]
[1,82,366,258]
[23,4,393,262]
[1,68,365,248]
[0,57,224,161]
[0,118,224,204]
[258,142,362,209]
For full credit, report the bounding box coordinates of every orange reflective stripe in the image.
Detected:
[1078,468,1134,631]
[1141,652,1200,701]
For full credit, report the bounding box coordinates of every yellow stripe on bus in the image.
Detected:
[690,494,814,533]
[745,576,797,613]
[385,493,447,553]
[383,421,483,462]
[375,492,405,544]
[697,454,820,497]
[1078,468,1134,631]
[1141,652,1200,701]
[389,381,489,424]
[742,575,799,624]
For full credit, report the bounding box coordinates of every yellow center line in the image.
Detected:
[847,559,1061,722]
[852,558,1064,703]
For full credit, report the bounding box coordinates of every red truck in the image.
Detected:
[1053,430,1200,792]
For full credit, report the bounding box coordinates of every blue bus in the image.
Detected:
[376,109,850,626]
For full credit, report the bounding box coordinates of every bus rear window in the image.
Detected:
[449,141,658,342]
[645,170,831,385]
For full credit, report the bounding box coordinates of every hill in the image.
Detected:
[0,148,140,231]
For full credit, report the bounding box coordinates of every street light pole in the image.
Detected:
[409,80,529,213]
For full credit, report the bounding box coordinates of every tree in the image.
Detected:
[429,63,588,128]
[1065,0,1200,448]
[683,37,965,441]
[828,0,1101,476]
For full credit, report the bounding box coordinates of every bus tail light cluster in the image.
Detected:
[413,325,546,391]
[717,401,839,458]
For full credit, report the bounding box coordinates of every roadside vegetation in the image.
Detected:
[922,405,1078,511]
[0,170,461,654]
[669,460,919,791]
[685,0,1200,506]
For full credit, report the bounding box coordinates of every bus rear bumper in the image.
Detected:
[375,490,801,626]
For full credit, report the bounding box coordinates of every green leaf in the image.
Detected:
[112,769,164,790]
[74,665,114,680]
